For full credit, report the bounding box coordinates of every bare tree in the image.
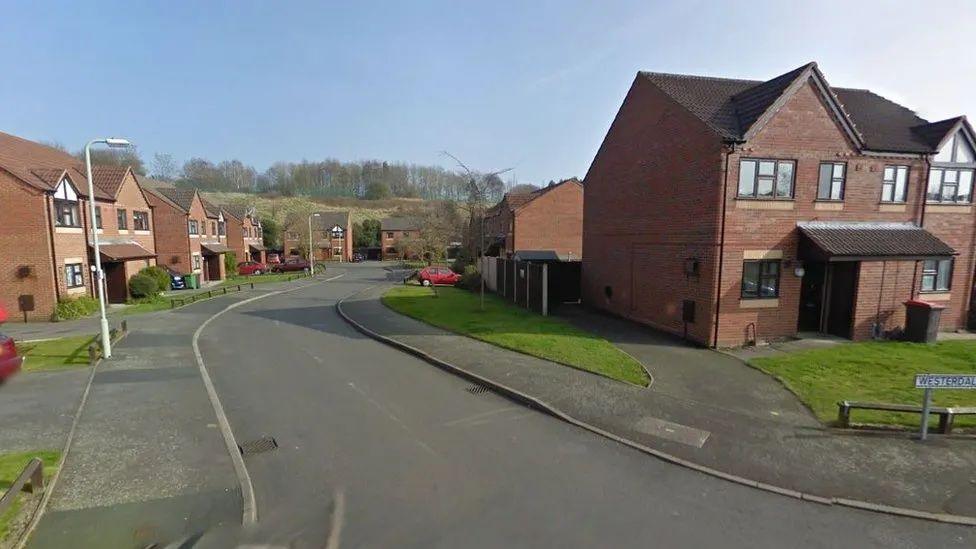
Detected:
[440,151,512,310]
[151,153,180,180]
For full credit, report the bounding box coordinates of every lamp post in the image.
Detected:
[85,137,131,359]
[308,212,320,276]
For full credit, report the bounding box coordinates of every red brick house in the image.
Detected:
[483,178,583,258]
[0,132,157,320]
[221,204,265,263]
[380,217,421,260]
[141,179,228,282]
[583,62,975,347]
[283,211,352,262]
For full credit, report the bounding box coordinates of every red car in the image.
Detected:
[0,307,23,383]
[418,266,461,286]
[266,253,282,264]
[237,261,268,276]
[272,258,310,272]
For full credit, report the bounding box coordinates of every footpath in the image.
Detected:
[338,284,976,524]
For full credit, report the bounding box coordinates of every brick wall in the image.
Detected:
[582,75,725,345]
[146,196,191,274]
[0,173,57,321]
[921,206,976,331]
[382,229,419,260]
[513,181,583,258]
[852,260,916,340]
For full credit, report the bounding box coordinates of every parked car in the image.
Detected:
[266,253,282,264]
[272,258,310,272]
[417,266,461,286]
[163,266,186,290]
[0,307,24,383]
[352,252,365,262]
[237,261,268,276]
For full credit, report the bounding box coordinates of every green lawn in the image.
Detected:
[0,450,60,542]
[17,336,96,373]
[117,272,310,316]
[382,285,650,386]
[751,340,976,428]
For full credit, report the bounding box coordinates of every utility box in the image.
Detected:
[904,300,944,343]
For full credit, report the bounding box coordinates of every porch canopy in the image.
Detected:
[90,242,155,262]
[797,221,956,262]
[249,243,266,252]
[200,242,232,256]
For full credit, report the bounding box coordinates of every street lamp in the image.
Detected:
[85,137,131,359]
[308,212,320,276]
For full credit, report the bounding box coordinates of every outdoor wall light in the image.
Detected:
[794,266,806,278]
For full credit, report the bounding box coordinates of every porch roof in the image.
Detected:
[91,242,156,262]
[200,242,232,255]
[797,222,956,261]
[249,243,266,251]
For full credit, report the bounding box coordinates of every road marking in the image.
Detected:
[193,273,345,526]
[633,416,710,448]
[325,488,346,549]
[347,381,438,457]
[443,406,520,427]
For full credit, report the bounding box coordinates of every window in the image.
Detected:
[94,206,103,229]
[387,232,394,238]
[882,166,909,203]
[192,254,202,271]
[741,260,780,299]
[244,227,250,238]
[737,159,795,199]
[921,259,952,292]
[218,221,226,236]
[53,178,80,227]
[65,263,84,288]
[211,221,217,235]
[117,208,128,230]
[935,133,975,164]
[817,162,846,200]
[133,211,149,231]
[188,219,199,235]
[927,168,974,203]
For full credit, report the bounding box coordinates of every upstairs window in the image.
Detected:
[817,162,846,200]
[133,211,150,231]
[117,208,128,230]
[94,206,103,229]
[188,219,199,235]
[881,166,909,203]
[928,168,974,203]
[737,159,795,199]
[211,221,216,235]
[741,260,780,299]
[921,259,953,292]
[218,221,226,236]
[53,178,81,227]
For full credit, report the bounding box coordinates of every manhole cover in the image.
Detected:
[238,436,278,456]
[465,385,493,395]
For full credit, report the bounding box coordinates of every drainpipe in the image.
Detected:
[712,144,735,348]
[912,156,930,298]
[45,194,61,303]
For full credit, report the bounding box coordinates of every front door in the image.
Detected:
[797,262,826,332]
[104,262,128,303]
[825,262,858,338]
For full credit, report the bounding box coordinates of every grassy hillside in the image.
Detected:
[202,192,426,225]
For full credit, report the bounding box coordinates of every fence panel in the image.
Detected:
[504,259,516,300]
[514,261,528,306]
[527,263,545,314]
[547,261,582,308]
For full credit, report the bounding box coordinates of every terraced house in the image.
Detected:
[583,62,976,347]
[141,179,229,282]
[283,211,352,261]
[0,132,157,320]
[221,204,265,263]
[483,178,583,258]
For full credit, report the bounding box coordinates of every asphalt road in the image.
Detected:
[196,263,974,548]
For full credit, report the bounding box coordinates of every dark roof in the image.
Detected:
[308,211,350,230]
[200,198,222,219]
[91,165,130,198]
[640,63,966,154]
[488,178,582,216]
[910,116,965,150]
[0,131,113,200]
[249,242,266,251]
[798,222,955,260]
[511,250,579,262]
[221,203,255,222]
[200,242,232,255]
[156,187,198,213]
[91,242,155,261]
[381,217,421,231]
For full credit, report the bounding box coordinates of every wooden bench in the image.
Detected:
[836,400,976,434]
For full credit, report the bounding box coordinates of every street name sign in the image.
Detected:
[915,374,976,389]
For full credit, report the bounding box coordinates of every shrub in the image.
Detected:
[457,265,481,291]
[224,251,237,275]
[139,266,171,293]
[128,273,159,298]
[54,296,100,321]
[450,257,471,274]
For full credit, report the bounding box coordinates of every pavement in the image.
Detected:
[339,281,976,522]
[6,263,975,547]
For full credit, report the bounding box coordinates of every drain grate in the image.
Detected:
[238,436,278,457]
[465,384,493,395]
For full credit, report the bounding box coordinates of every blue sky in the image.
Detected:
[3,1,974,184]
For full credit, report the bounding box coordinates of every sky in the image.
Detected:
[2,0,975,184]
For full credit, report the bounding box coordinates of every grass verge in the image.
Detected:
[750,340,976,428]
[382,285,650,386]
[18,336,96,373]
[0,450,60,543]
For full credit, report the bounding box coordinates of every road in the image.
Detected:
[189,262,973,548]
